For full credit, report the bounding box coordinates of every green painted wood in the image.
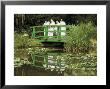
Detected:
[58,26,61,41]
[31,25,71,28]
[45,26,48,40]
[31,25,68,42]
[35,30,66,32]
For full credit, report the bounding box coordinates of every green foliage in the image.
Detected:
[14,32,42,48]
[63,22,97,53]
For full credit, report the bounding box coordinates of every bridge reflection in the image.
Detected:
[31,52,66,73]
[14,50,68,76]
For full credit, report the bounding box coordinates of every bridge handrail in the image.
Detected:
[30,25,72,28]
[34,30,66,33]
[31,25,69,42]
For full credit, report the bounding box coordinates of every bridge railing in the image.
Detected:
[30,25,71,42]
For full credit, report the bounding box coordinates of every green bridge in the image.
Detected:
[30,25,70,42]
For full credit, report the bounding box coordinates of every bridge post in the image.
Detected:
[58,26,61,41]
[45,26,48,40]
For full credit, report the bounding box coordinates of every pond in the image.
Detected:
[14,47,97,76]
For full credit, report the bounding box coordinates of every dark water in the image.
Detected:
[14,47,97,76]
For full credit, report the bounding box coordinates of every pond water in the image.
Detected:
[14,47,97,76]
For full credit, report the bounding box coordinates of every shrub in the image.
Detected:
[14,32,42,49]
[63,22,97,53]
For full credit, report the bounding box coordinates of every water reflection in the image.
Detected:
[14,48,97,76]
[31,52,66,73]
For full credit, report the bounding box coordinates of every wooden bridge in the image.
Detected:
[30,25,70,42]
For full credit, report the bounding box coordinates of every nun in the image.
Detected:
[43,21,50,37]
[60,19,66,36]
[43,21,47,36]
[48,19,55,37]
[54,21,60,36]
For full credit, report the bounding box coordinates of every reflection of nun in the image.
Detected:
[60,19,66,36]
[48,19,55,37]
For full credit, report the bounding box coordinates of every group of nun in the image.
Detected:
[43,19,66,37]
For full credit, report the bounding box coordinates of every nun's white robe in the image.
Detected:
[43,21,50,36]
[48,21,55,37]
[54,22,60,35]
[60,21,66,36]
